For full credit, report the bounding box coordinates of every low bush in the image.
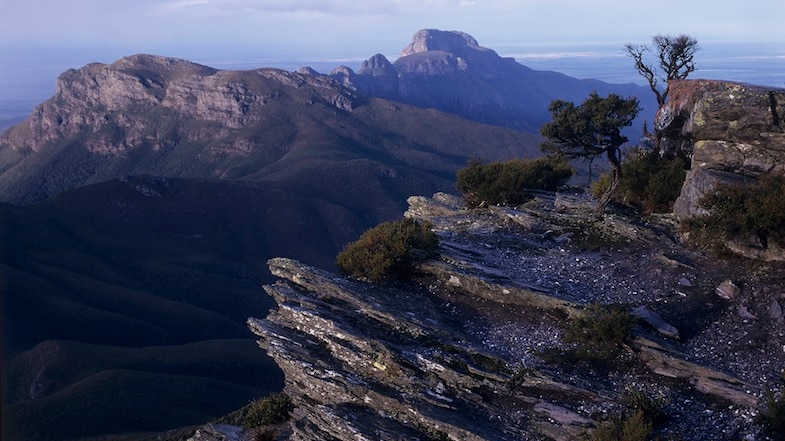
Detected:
[251,427,278,441]
[456,156,573,208]
[591,409,653,441]
[687,174,785,252]
[538,304,636,371]
[564,303,635,359]
[760,390,785,440]
[565,303,635,347]
[336,218,439,282]
[619,388,669,424]
[243,393,294,428]
[591,148,688,213]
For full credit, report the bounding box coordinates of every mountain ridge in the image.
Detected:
[0,52,540,205]
[0,29,663,441]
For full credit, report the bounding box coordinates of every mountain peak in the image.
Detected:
[358,54,394,76]
[399,29,494,58]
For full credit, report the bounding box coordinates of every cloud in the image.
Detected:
[149,0,480,17]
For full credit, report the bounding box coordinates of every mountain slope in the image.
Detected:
[0,54,539,205]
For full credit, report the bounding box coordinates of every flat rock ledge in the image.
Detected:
[247,192,784,440]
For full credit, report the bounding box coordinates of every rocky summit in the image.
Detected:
[238,192,784,441]
[194,78,785,441]
[658,79,785,260]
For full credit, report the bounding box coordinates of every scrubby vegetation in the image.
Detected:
[590,388,668,441]
[591,148,689,213]
[564,303,636,359]
[336,218,439,282]
[455,156,573,208]
[538,303,636,371]
[251,427,278,441]
[686,174,785,252]
[759,389,785,440]
[591,409,653,441]
[242,393,294,428]
[565,303,635,348]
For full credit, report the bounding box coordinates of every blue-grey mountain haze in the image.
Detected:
[1,0,783,124]
[2,41,784,125]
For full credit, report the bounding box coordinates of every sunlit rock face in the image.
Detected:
[657,79,785,219]
[657,79,785,260]
[0,54,357,154]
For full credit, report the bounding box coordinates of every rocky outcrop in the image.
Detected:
[657,79,785,220]
[399,29,487,58]
[0,54,357,154]
[0,49,543,205]
[249,192,783,440]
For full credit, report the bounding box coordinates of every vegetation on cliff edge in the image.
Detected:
[687,174,785,252]
[455,156,573,208]
[591,147,689,213]
[336,218,439,282]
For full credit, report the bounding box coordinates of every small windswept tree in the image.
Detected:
[625,34,699,112]
[540,92,641,213]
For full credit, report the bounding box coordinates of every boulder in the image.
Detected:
[656,79,785,222]
[716,279,742,300]
[769,300,784,321]
[630,306,680,339]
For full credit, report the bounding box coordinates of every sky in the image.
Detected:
[2,0,783,57]
[1,0,784,118]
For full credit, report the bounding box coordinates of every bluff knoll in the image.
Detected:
[330,29,654,132]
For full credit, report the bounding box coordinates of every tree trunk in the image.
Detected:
[595,149,622,213]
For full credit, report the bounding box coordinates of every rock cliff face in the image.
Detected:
[657,79,785,259]
[658,79,785,218]
[0,54,356,154]
[247,192,785,440]
[0,52,541,205]
[329,29,654,132]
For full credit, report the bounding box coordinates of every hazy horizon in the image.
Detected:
[2,37,784,125]
[2,1,783,123]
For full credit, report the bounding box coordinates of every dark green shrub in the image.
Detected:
[456,156,573,208]
[336,218,439,282]
[687,174,785,252]
[619,388,669,424]
[538,304,636,370]
[591,409,653,441]
[592,148,688,213]
[565,303,635,347]
[564,303,635,358]
[243,393,294,428]
[759,390,785,440]
[252,427,278,441]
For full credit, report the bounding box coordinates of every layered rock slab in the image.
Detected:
[248,192,782,440]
